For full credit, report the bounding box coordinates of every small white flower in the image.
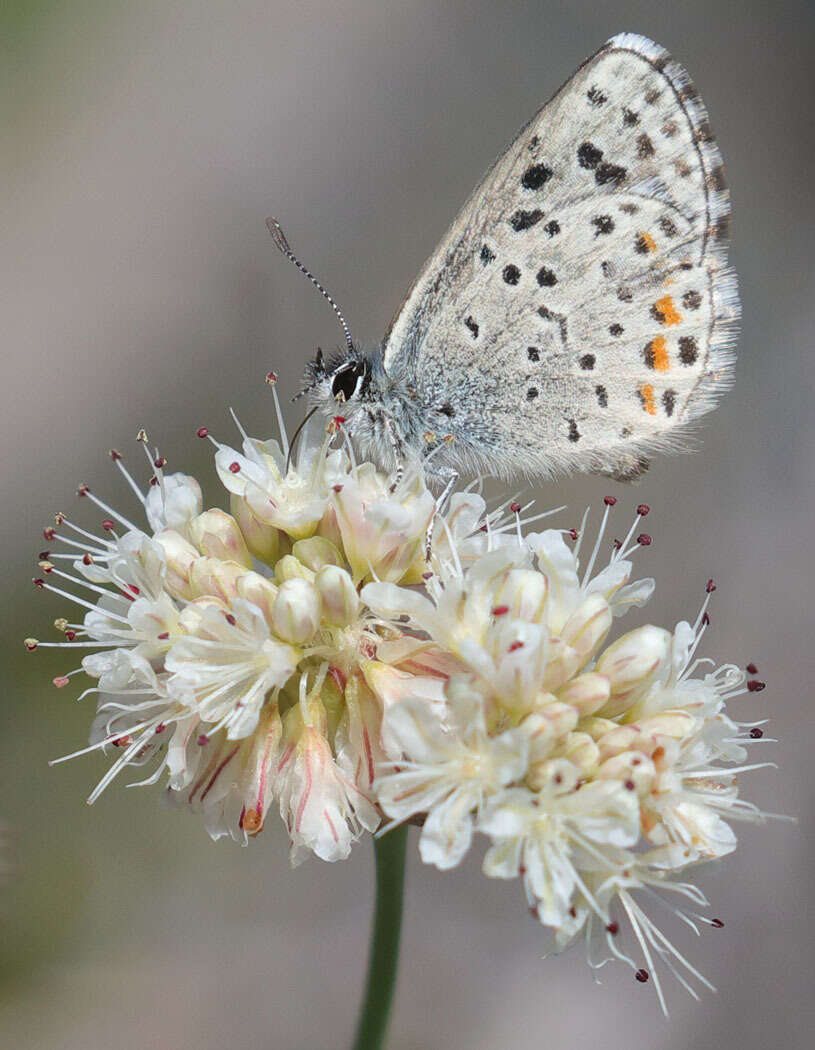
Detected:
[214,417,346,539]
[166,598,299,739]
[145,472,202,534]
[377,678,528,869]
[330,463,436,583]
[275,674,380,864]
[172,702,284,844]
[478,769,640,926]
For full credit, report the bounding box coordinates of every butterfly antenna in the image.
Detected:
[266,217,355,353]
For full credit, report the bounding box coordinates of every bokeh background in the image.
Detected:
[2,1,813,1047]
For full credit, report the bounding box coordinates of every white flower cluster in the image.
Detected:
[30,388,437,863]
[363,496,773,1010]
[29,386,774,1009]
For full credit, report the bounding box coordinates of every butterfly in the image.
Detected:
[271,32,739,485]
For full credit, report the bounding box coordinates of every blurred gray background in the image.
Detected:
[2,1,813,1047]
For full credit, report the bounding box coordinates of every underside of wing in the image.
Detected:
[382,33,739,480]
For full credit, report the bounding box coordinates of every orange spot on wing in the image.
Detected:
[654,295,682,326]
[639,384,657,415]
[639,232,658,253]
[651,335,670,371]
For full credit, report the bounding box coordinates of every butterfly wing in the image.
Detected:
[382,33,739,480]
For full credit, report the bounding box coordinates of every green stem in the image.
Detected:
[351,825,408,1050]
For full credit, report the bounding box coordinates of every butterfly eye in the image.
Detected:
[331,362,365,401]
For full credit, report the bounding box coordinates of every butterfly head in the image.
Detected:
[302,346,377,409]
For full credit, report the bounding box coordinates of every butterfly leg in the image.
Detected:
[424,470,459,561]
[379,412,406,493]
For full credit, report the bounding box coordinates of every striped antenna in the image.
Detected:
[266,217,354,353]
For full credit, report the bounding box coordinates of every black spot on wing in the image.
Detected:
[636,133,655,159]
[609,323,624,336]
[464,316,479,339]
[682,290,702,311]
[579,354,595,370]
[479,244,495,265]
[595,385,608,408]
[577,142,603,169]
[595,162,627,186]
[544,220,560,237]
[662,390,676,417]
[592,215,614,236]
[679,336,699,365]
[568,419,581,442]
[510,209,544,232]
[526,387,539,401]
[536,266,557,287]
[587,85,608,106]
[521,163,553,190]
[622,108,639,127]
[503,264,521,285]
[527,346,540,362]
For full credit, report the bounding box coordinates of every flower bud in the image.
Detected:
[557,672,610,717]
[535,699,578,737]
[597,752,656,793]
[188,509,252,568]
[597,711,694,761]
[154,528,200,600]
[596,724,644,759]
[595,625,671,717]
[292,536,344,572]
[541,637,582,692]
[491,569,548,623]
[274,554,315,585]
[580,716,618,742]
[315,565,359,626]
[561,593,612,666]
[236,570,279,623]
[636,710,696,742]
[531,757,581,795]
[230,494,283,564]
[188,557,246,601]
[177,596,227,635]
[557,731,599,774]
[272,578,321,644]
[519,710,557,763]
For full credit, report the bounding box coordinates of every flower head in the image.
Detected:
[29,389,779,1011]
[366,499,779,1012]
[33,388,437,861]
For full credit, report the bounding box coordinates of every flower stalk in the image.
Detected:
[352,825,408,1050]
